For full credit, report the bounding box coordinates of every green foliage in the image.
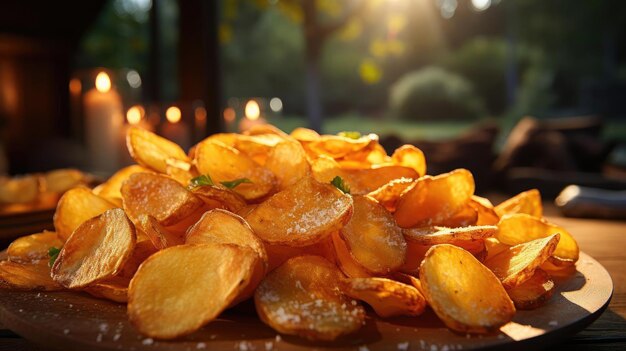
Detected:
[390,67,486,121]
[48,247,61,267]
[330,176,351,195]
[220,178,252,189]
[188,174,214,190]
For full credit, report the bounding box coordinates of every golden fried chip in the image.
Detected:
[126,126,189,173]
[399,241,430,275]
[243,124,289,137]
[497,214,579,264]
[265,140,311,190]
[234,134,285,165]
[7,231,62,264]
[290,127,320,142]
[402,225,496,245]
[255,256,365,341]
[395,169,475,228]
[484,237,510,261]
[93,165,150,206]
[367,177,414,212]
[0,261,63,291]
[0,175,39,204]
[470,195,500,225]
[495,189,543,218]
[135,214,183,250]
[52,208,136,289]
[506,269,555,310]
[307,134,376,159]
[245,177,353,247]
[128,243,259,339]
[117,240,159,279]
[341,277,426,318]
[190,185,247,213]
[43,169,86,193]
[331,232,372,278]
[340,195,406,274]
[484,234,559,289]
[391,145,426,177]
[84,276,130,303]
[194,140,277,201]
[54,187,116,241]
[121,172,204,226]
[419,244,515,333]
[265,237,335,272]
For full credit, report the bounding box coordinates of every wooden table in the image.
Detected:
[0,210,624,351]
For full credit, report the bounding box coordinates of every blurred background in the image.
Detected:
[1,0,625,197]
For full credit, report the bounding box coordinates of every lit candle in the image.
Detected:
[160,106,191,150]
[239,99,267,132]
[119,105,153,166]
[83,71,124,174]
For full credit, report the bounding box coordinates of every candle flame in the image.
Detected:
[127,105,143,125]
[95,72,111,93]
[69,78,82,95]
[166,106,182,124]
[245,100,260,121]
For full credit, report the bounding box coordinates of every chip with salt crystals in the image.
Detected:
[0,260,63,291]
[255,255,365,341]
[7,231,62,264]
[245,177,353,247]
[391,144,427,177]
[495,189,543,218]
[339,195,406,274]
[402,225,496,246]
[506,268,555,310]
[420,244,515,333]
[54,187,116,241]
[367,177,414,213]
[331,232,373,278]
[126,126,189,173]
[340,277,426,318]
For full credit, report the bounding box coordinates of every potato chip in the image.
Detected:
[121,172,204,226]
[265,140,311,190]
[419,244,515,333]
[497,214,579,264]
[484,234,559,289]
[93,165,150,206]
[399,241,430,275]
[470,195,500,226]
[84,276,130,303]
[54,187,116,241]
[243,124,289,137]
[255,255,365,341]
[165,162,197,186]
[290,127,320,142]
[341,277,426,318]
[7,231,62,264]
[0,175,39,204]
[484,237,510,261]
[245,177,353,247]
[495,189,543,218]
[506,269,555,310]
[194,140,277,201]
[190,185,247,213]
[128,243,259,339]
[126,126,189,173]
[135,214,183,250]
[340,195,406,274]
[234,134,285,165]
[391,145,426,177]
[185,209,268,301]
[390,272,424,296]
[331,232,372,278]
[52,208,136,289]
[307,134,376,159]
[43,168,86,193]
[402,225,496,245]
[395,169,475,228]
[117,240,159,279]
[0,261,63,291]
[367,177,414,212]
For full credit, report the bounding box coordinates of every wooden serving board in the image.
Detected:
[0,252,613,351]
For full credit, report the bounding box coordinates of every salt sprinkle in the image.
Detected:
[113,333,121,341]
[210,334,217,340]
[275,335,282,342]
[96,333,103,343]
[358,345,370,351]
[99,323,109,333]
[397,341,409,350]
[63,329,70,335]
[142,338,154,345]
[18,309,23,313]
[196,342,206,349]
[548,320,558,327]
[69,304,73,308]
[264,341,274,351]
[430,345,438,351]
[497,334,505,339]
[441,346,450,351]
[237,341,255,351]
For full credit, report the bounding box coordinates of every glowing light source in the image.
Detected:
[95,72,111,93]
[223,107,236,122]
[126,105,144,125]
[471,0,491,11]
[69,79,82,95]
[245,100,260,120]
[195,106,207,122]
[269,97,283,112]
[166,106,182,123]
[126,70,142,88]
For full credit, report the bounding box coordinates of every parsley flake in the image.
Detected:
[330,176,351,194]
[48,247,61,267]
[220,178,252,189]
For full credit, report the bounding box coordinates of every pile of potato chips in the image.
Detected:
[0,125,580,340]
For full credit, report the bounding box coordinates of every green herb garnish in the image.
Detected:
[338,131,361,139]
[330,176,351,194]
[220,178,252,189]
[188,174,214,189]
[48,247,61,267]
